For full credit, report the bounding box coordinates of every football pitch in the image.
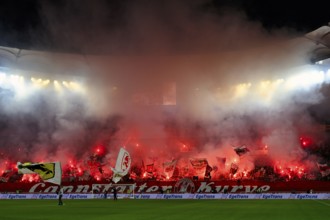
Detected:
[0,199,329,220]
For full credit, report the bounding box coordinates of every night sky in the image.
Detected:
[0,0,329,53]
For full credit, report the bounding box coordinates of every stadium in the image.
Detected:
[0,10,330,220]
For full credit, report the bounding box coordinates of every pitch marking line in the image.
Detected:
[312,199,330,207]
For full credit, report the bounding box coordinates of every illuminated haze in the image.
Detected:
[0,0,327,175]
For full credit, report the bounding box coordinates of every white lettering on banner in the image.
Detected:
[91,184,102,193]
[29,183,45,193]
[197,182,214,193]
[76,185,90,193]
[260,185,270,192]
[231,185,244,193]
[64,185,74,193]
[91,184,114,193]
[215,185,229,193]
[161,185,173,192]
[137,183,148,193]
[202,183,270,193]
[174,178,195,193]
[146,186,159,193]
[115,185,129,193]
[0,177,327,194]
[44,186,58,193]
[244,185,259,193]
[26,183,280,194]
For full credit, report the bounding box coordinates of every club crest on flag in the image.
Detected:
[121,152,131,171]
[111,147,131,183]
[17,162,62,185]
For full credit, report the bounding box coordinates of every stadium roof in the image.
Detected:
[305,24,330,64]
[1,24,330,77]
[0,46,89,78]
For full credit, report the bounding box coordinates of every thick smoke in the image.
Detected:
[0,0,328,178]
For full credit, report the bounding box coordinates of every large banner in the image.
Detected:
[1,180,329,193]
[1,193,330,200]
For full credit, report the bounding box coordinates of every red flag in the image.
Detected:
[204,164,213,178]
[130,172,138,180]
[146,164,154,173]
[190,158,208,175]
[216,157,226,169]
[190,158,208,167]
[317,163,330,177]
[163,160,177,178]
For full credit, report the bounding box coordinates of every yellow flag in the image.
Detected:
[17,162,62,185]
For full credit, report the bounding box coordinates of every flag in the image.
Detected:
[233,145,250,156]
[216,157,226,169]
[141,161,154,179]
[317,163,330,177]
[111,147,131,183]
[130,172,138,180]
[0,170,13,183]
[230,163,239,174]
[163,160,177,178]
[190,158,208,175]
[146,163,154,173]
[204,164,213,178]
[141,160,145,172]
[17,162,62,185]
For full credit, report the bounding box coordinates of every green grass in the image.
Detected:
[0,199,329,220]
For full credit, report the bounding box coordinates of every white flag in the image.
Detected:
[111,148,131,183]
